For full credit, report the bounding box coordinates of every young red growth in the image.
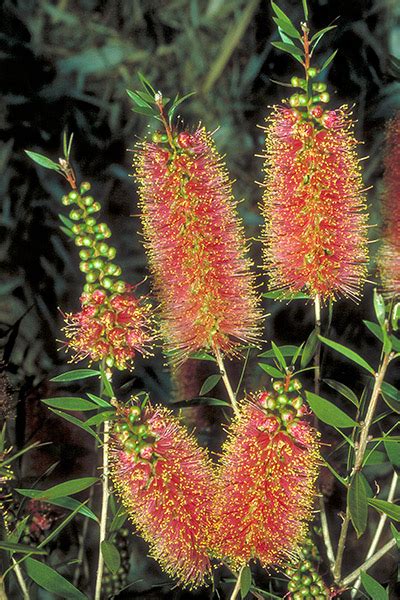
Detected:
[378,113,400,296]
[134,127,260,361]
[211,389,320,570]
[63,287,152,370]
[261,106,368,300]
[110,403,215,588]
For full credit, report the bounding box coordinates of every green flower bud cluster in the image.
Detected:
[289,67,330,116]
[285,534,329,599]
[102,528,130,597]
[113,404,157,464]
[258,377,307,432]
[61,183,126,295]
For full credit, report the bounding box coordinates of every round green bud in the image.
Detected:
[86,270,99,283]
[289,94,300,107]
[308,67,318,78]
[82,195,94,207]
[79,249,92,260]
[80,181,91,193]
[102,277,113,290]
[107,246,117,260]
[105,356,114,368]
[95,233,105,241]
[137,424,148,437]
[310,584,321,595]
[92,258,104,270]
[298,95,308,106]
[86,217,96,227]
[292,396,303,410]
[98,243,109,256]
[105,263,118,275]
[82,236,92,247]
[124,439,136,452]
[129,406,141,421]
[83,283,95,293]
[293,379,302,390]
[312,95,321,104]
[79,262,91,273]
[69,209,82,221]
[160,134,169,143]
[62,195,71,206]
[301,575,312,586]
[75,236,85,246]
[277,394,287,405]
[300,560,312,572]
[68,191,79,201]
[72,224,82,235]
[319,92,330,103]
[313,82,327,93]
[113,281,126,294]
[152,131,163,143]
[291,76,300,87]
[87,201,101,214]
[272,380,283,392]
[288,581,297,593]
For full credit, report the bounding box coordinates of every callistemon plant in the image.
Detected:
[109,400,216,588]
[261,9,368,301]
[59,179,153,370]
[130,79,261,362]
[377,112,400,297]
[211,377,320,570]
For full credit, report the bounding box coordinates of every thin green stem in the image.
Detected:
[340,538,397,589]
[350,470,399,597]
[213,346,240,417]
[10,559,29,600]
[230,565,245,600]
[94,367,112,600]
[332,350,392,582]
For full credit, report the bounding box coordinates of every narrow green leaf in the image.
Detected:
[271,341,287,371]
[48,409,100,440]
[126,90,152,109]
[58,214,74,229]
[271,2,298,34]
[240,565,252,599]
[259,345,299,359]
[319,335,374,374]
[50,369,100,383]
[320,49,338,73]
[390,523,400,549]
[100,365,114,398]
[101,540,121,574]
[258,363,284,378]
[363,450,387,465]
[360,571,388,600]
[25,150,62,172]
[271,41,303,61]
[373,289,386,327]
[348,472,368,537]
[85,410,115,427]
[195,397,231,407]
[199,374,222,396]
[324,379,359,407]
[109,507,127,533]
[7,516,30,543]
[272,17,300,40]
[310,25,337,44]
[17,477,98,501]
[262,291,309,300]
[42,397,98,411]
[368,498,400,521]
[305,391,358,428]
[87,393,112,408]
[301,329,318,368]
[188,351,216,362]
[60,226,74,238]
[25,557,88,600]
[0,541,47,555]
[384,440,400,467]
[138,72,156,95]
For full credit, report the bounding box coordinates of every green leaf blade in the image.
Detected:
[25,557,88,600]
[305,391,357,428]
[50,369,100,383]
[319,335,374,374]
[348,472,368,537]
[25,150,62,172]
[101,540,121,574]
[199,374,222,396]
[360,571,388,600]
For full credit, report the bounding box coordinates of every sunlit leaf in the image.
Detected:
[199,374,222,396]
[101,540,121,574]
[0,541,47,555]
[25,558,88,600]
[319,336,374,374]
[368,498,400,521]
[301,329,318,368]
[360,571,388,600]
[324,379,359,407]
[258,363,284,378]
[348,472,368,537]
[305,391,357,428]
[320,49,338,73]
[50,369,100,383]
[17,477,98,500]
[25,150,62,172]
[240,565,252,599]
[42,397,98,411]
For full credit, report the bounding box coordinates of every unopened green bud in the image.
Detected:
[86,270,99,283]
[80,181,91,193]
[92,258,104,270]
[308,67,318,78]
[102,277,113,289]
[107,246,117,260]
[113,281,126,293]
[289,94,300,107]
[82,195,94,207]
[79,262,91,273]
[69,209,82,221]
[298,94,308,106]
[105,356,114,368]
[319,92,330,103]
[62,195,71,206]
[68,191,79,201]
[79,249,92,260]
[82,237,92,247]
[312,82,327,93]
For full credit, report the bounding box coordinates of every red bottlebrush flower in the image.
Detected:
[211,384,320,570]
[110,402,216,588]
[63,286,152,370]
[134,127,261,361]
[261,106,368,300]
[378,113,400,297]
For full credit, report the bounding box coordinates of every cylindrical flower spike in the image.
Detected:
[261,106,368,301]
[211,379,320,570]
[110,401,216,588]
[378,113,400,297]
[134,127,261,362]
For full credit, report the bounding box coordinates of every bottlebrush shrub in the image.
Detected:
[261,105,368,300]
[134,127,261,361]
[211,379,320,570]
[377,113,400,297]
[63,287,152,370]
[109,401,216,588]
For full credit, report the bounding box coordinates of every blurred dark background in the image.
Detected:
[1,0,400,598]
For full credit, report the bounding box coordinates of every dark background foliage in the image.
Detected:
[1,0,400,598]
